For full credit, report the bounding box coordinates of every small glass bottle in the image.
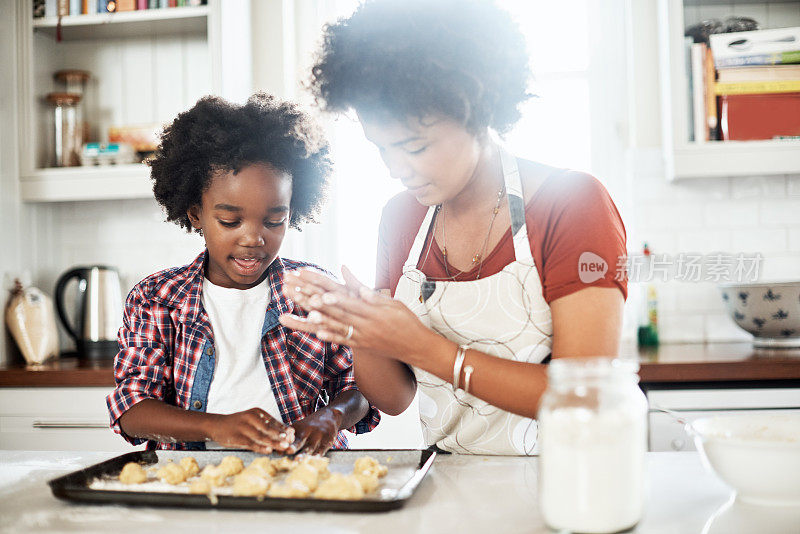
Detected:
[538,357,648,533]
[46,92,82,167]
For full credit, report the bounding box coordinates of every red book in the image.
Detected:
[720,92,800,140]
[137,0,147,9]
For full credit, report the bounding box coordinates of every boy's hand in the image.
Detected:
[209,408,294,454]
[289,406,344,455]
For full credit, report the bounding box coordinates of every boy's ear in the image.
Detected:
[187,205,202,230]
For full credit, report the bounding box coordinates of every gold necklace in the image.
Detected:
[441,186,505,280]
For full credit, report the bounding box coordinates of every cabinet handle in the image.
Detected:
[32,421,108,429]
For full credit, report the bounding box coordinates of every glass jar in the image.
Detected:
[46,92,82,167]
[538,357,648,533]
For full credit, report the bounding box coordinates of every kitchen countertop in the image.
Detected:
[1,342,799,387]
[1,450,798,533]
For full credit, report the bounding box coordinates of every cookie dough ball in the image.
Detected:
[267,481,311,498]
[180,457,200,477]
[189,479,211,494]
[200,465,229,487]
[218,455,244,476]
[353,472,380,494]
[298,455,330,477]
[247,457,277,477]
[119,462,147,484]
[314,473,365,500]
[272,457,296,472]
[157,462,188,485]
[286,463,320,492]
[232,472,271,497]
[354,456,388,478]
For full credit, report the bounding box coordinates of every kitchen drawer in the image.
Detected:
[0,387,113,418]
[0,415,140,451]
[646,387,800,452]
[648,408,800,452]
[0,387,140,451]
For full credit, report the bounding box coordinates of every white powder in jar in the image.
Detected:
[538,406,647,533]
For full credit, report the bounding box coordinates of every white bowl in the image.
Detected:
[718,281,800,348]
[692,413,800,506]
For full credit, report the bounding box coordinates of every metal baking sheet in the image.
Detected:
[48,449,436,512]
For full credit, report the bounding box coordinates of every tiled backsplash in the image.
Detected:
[628,148,800,343]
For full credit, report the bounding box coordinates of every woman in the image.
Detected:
[280,0,627,455]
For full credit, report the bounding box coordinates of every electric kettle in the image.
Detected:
[55,265,123,360]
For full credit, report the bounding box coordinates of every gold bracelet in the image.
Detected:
[462,365,474,394]
[452,345,468,391]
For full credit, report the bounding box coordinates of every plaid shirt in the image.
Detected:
[106,251,380,450]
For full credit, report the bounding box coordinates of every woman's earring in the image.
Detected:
[198,229,203,236]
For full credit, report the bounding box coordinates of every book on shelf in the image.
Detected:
[117,0,136,11]
[710,27,800,68]
[720,92,800,141]
[716,80,800,95]
[137,0,147,10]
[715,51,800,68]
[69,0,80,15]
[717,65,800,83]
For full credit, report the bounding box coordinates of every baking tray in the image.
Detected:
[48,449,436,512]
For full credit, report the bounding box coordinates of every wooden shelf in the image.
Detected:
[32,6,209,40]
[21,164,152,202]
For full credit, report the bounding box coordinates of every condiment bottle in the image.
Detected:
[538,357,648,533]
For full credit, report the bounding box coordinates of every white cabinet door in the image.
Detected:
[0,387,143,452]
[646,388,800,452]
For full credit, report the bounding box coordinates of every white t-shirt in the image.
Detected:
[202,277,282,424]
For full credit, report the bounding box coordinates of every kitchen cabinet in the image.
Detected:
[14,0,252,202]
[0,387,141,451]
[646,387,800,451]
[657,0,800,179]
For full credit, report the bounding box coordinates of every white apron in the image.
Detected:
[394,144,553,455]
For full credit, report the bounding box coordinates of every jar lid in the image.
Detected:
[45,92,82,106]
[54,70,91,83]
[548,357,640,381]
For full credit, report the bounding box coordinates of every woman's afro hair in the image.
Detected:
[150,93,332,232]
[310,0,532,134]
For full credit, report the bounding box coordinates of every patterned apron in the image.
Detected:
[394,143,553,455]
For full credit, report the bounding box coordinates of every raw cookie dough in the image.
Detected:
[354,456,388,478]
[157,462,188,485]
[272,457,296,472]
[189,479,211,494]
[180,456,200,477]
[232,472,271,497]
[353,472,380,493]
[314,473,365,500]
[286,463,320,491]
[298,455,330,477]
[118,462,147,484]
[218,455,244,476]
[200,465,229,487]
[267,481,311,498]
[247,457,277,477]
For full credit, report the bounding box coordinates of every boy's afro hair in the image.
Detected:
[310,0,531,134]
[150,93,332,232]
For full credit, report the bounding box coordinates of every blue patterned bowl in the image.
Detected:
[718,281,800,348]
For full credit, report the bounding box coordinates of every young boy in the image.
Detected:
[106,94,379,454]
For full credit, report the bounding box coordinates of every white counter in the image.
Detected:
[0,451,798,533]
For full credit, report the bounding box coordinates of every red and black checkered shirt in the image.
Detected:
[106,251,380,450]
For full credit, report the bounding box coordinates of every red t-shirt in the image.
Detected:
[376,168,627,303]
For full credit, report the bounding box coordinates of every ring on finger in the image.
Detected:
[344,324,354,341]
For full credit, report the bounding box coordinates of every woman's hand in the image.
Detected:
[280,267,432,365]
[208,408,295,455]
[289,407,343,455]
